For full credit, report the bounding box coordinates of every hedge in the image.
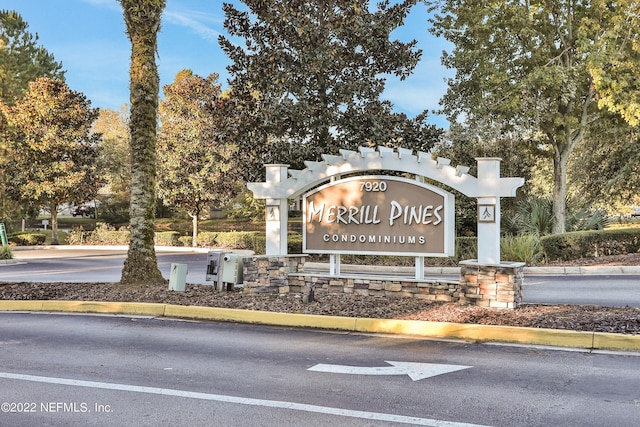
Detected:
[8,233,46,246]
[58,224,640,263]
[155,231,180,246]
[540,228,640,261]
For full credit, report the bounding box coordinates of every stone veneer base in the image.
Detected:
[242,256,524,309]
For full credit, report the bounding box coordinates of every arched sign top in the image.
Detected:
[247,146,524,199]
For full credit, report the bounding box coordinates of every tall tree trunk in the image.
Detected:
[50,204,59,245]
[550,96,591,235]
[191,213,198,247]
[551,123,586,234]
[119,0,165,284]
[551,146,570,234]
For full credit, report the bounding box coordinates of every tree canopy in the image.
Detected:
[158,71,238,245]
[93,105,131,194]
[0,10,65,105]
[0,10,65,225]
[427,0,640,233]
[219,0,441,163]
[585,0,640,126]
[570,115,640,210]
[0,78,101,244]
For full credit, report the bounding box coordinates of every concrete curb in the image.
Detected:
[1,300,638,352]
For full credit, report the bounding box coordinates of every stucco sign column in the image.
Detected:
[264,164,289,256]
[476,158,502,264]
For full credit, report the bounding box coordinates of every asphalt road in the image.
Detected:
[524,275,640,307]
[3,247,211,284]
[1,312,638,427]
[2,247,640,307]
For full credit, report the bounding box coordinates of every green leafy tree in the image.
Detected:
[585,0,640,126]
[0,10,65,104]
[0,10,65,225]
[218,84,313,182]
[92,105,131,224]
[219,0,441,169]
[94,105,131,194]
[432,122,539,236]
[427,0,640,233]
[158,71,238,246]
[0,78,102,244]
[119,0,166,284]
[569,115,640,211]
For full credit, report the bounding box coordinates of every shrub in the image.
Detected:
[287,232,302,254]
[155,231,180,246]
[215,231,260,250]
[504,196,608,236]
[66,222,129,245]
[90,223,130,245]
[455,236,477,261]
[501,234,542,264]
[0,245,12,259]
[192,231,269,253]
[66,226,91,245]
[566,207,608,232]
[8,233,46,246]
[178,236,193,247]
[196,232,218,247]
[253,234,266,254]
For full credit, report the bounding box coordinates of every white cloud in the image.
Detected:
[163,8,223,43]
[79,0,225,45]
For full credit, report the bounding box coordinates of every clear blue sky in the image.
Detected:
[4,0,452,127]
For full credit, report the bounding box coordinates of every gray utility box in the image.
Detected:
[206,251,245,291]
[220,253,244,287]
[206,250,223,283]
[168,263,188,292]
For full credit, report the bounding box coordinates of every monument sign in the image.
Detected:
[245,146,526,308]
[303,176,454,256]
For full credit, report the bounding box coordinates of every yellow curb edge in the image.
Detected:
[39,300,166,316]
[162,304,357,330]
[1,300,639,351]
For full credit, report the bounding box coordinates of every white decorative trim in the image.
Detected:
[247,146,524,199]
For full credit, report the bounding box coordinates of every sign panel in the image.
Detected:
[303,176,455,256]
[478,204,496,223]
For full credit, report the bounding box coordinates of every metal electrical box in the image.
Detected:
[206,251,224,282]
[168,263,188,292]
[220,253,245,288]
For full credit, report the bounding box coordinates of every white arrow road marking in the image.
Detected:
[308,361,472,381]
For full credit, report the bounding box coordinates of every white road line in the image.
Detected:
[0,372,491,427]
